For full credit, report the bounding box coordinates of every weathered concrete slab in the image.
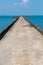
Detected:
[0,17,43,65]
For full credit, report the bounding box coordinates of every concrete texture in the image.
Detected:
[0,17,43,65]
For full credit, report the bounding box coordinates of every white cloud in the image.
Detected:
[11,0,29,7]
[19,0,28,5]
[23,0,28,4]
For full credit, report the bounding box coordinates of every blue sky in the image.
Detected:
[0,0,43,15]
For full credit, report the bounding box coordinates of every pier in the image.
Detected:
[0,16,43,65]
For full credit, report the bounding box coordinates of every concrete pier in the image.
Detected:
[0,17,43,65]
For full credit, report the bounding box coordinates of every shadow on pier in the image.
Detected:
[0,17,19,40]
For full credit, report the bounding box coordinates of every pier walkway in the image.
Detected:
[0,17,43,65]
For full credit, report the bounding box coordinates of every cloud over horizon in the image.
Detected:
[19,0,29,5]
[12,0,29,6]
[0,0,43,15]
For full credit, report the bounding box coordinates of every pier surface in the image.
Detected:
[0,17,43,65]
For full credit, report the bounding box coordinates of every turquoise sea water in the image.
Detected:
[24,16,43,30]
[0,16,15,32]
[0,16,43,32]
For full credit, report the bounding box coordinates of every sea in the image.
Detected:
[24,16,43,31]
[0,16,43,32]
[0,16,15,32]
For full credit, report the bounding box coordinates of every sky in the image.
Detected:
[0,0,43,15]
